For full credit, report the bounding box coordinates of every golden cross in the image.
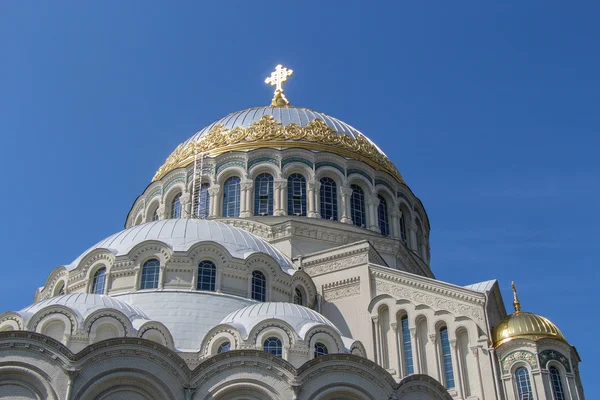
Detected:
[265,64,294,106]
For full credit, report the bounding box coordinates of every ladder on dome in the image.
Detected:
[190,149,206,219]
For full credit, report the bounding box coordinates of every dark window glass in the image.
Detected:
[549,366,564,400]
[320,177,337,220]
[440,327,455,389]
[515,367,534,400]
[251,270,266,302]
[401,316,414,375]
[197,260,216,291]
[140,259,160,289]
[287,173,307,216]
[171,193,182,218]
[222,177,241,217]
[195,183,210,219]
[293,288,303,305]
[399,213,407,244]
[92,268,106,295]
[378,195,389,236]
[314,342,328,358]
[350,184,366,227]
[254,173,274,216]
[263,337,282,357]
[217,342,230,353]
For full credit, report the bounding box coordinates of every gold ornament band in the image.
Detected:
[153,115,404,183]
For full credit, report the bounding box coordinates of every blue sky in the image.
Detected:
[1,0,598,394]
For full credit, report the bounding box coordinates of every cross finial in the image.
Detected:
[265,64,294,106]
[511,281,522,313]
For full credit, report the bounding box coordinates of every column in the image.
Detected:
[430,333,441,381]
[372,316,382,365]
[410,327,421,374]
[273,178,286,216]
[450,339,464,399]
[307,181,316,217]
[180,192,192,218]
[313,181,321,218]
[340,186,353,224]
[409,222,418,251]
[279,179,288,216]
[156,202,167,220]
[240,180,252,218]
[207,186,220,218]
[391,322,403,377]
[471,346,485,400]
[367,194,380,232]
[390,210,401,239]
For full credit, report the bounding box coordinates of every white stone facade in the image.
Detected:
[0,105,585,399]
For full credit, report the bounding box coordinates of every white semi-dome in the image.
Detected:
[69,219,295,273]
[221,302,341,339]
[19,294,148,323]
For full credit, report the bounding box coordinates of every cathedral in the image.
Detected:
[0,65,585,400]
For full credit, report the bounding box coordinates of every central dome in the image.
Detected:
[153,106,403,183]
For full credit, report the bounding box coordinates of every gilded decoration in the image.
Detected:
[153,115,404,183]
[501,350,538,374]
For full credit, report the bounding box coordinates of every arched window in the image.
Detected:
[378,195,389,236]
[263,337,282,357]
[197,261,216,291]
[140,259,160,290]
[195,183,210,219]
[440,326,455,389]
[399,211,407,244]
[515,367,533,400]
[254,173,274,216]
[288,173,306,216]
[55,281,65,296]
[217,341,230,353]
[91,268,106,295]
[222,176,241,217]
[152,208,159,221]
[251,270,266,302]
[549,366,565,400]
[320,177,338,220]
[401,316,414,375]
[293,288,303,305]
[171,193,182,218]
[314,342,328,358]
[350,184,366,227]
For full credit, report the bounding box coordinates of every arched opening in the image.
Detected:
[549,365,566,400]
[288,173,307,216]
[195,182,210,219]
[251,270,266,302]
[515,367,533,400]
[223,176,241,217]
[41,320,66,343]
[197,260,216,291]
[377,195,390,236]
[416,317,429,375]
[314,342,328,358]
[439,326,455,389]
[140,259,160,290]
[350,184,366,228]
[457,329,471,396]
[320,177,338,220]
[254,173,274,216]
[263,337,282,357]
[91,267,107,295]
[170,193,182,218]
[400,315,414,376]
[218,341,231,353]
[378,305,390,369]
[293,287,304,305]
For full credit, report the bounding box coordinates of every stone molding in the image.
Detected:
[322,277,361,301]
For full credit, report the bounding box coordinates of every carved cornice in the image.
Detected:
[153,115,404,183]
[323,277,361,301]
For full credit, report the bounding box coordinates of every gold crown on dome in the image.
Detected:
[492,282,567,347]
[152,65,405,183]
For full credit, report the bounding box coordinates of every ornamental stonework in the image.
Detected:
[539,349,571,372]
[323,277,361,301]
[501,350,538,374]
[303,254,368,277]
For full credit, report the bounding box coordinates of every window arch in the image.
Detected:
[254,173,274,216]
[400,315,414,375]
[91,268,106,295]
[54,281,66,297]
[378,195,390,236]
[251,270,266,302]
[217,341,231,353]
[314,342,328,358]
[515,367,533,400]
[399,209,408,245]
[549,366,565,400]
[288,173,307,216]
[320,177,338,220]
[439,326,455,389]
[195,183,210,219]
[350,184,366,227]
[152,208,159,221]
[140,259,160,290]
[293,287,303,305]
[263,337,282,357]
[170,193,182,218]
[197,261,216,291]
[222,176,241,217]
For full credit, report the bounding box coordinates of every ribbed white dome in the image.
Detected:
[19,294,148,322]
[69,219,296,274]
[220,302,341,339]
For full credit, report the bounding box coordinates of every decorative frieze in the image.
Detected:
[323,277,361,301]
[501,350,538,374]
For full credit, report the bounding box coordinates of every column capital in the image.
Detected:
[207,185,220,195]
[371,316,379,324]
[340,186,353,196]
[390,322,398,332]
[449,338,458,349]
[428,333,437,344]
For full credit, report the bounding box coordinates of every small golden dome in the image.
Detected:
[492,282,567,347]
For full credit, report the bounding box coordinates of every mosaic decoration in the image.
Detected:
[215,160,246,175]
[501,350,538,374]
[282,157,313,169]
[539,350,571,373]
[347,169,374,184]
[248,157,279,169]
[315,161,345,176]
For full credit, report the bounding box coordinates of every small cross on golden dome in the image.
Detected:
[265,64,294,106]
